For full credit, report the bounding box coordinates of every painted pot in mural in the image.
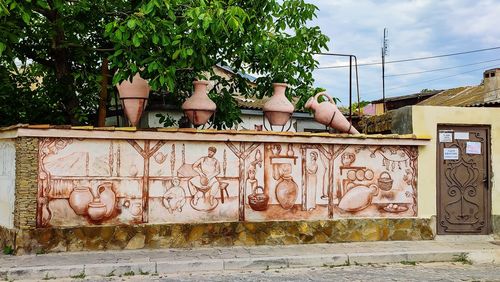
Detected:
[98,182,116,217]
[341,152,356,167]
[338,184,379,212]
[181,80,216,126]
[69,186,93,215]
[263,83,294,126]
[87,199,107,221]
[116,73,151,127]
[248,186,269,211]
[304,92,359,134]
[275,175,298,210]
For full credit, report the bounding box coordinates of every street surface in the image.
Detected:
[54,262,499,282]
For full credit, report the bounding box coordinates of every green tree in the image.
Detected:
[1,0,328,127]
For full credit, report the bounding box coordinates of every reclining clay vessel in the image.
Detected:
[305,92,359,134]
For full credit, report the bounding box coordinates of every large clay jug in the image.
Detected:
[263,83,294,126]
[69,186,93,215]
[98,182,116,218]
[181,80,216,126]
[304,92,359,134]
[116,73,150,127]
[275,175,298,210]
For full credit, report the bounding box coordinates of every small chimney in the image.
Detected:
[483,68,500,102]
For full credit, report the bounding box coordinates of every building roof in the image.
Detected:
[371,90,442,104]
[417,85,487,107]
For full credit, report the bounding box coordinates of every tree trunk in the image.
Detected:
[97,58,109,127]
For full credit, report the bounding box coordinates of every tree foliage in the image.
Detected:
[0,0,328,127]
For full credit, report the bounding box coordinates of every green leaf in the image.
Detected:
[0,42,6,55]
[152,34,159,44]
[21,11,30,24]
[172,49,181,60]
[127,19,136,29]
[132,35,140,47]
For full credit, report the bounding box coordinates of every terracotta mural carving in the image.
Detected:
[37,138,418,227]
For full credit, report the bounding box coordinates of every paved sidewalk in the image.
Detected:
[0,240,498,280]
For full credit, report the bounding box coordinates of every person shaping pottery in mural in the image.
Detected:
[189,146,221,210]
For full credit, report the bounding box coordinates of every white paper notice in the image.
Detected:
[454,132,469,140]
[466,141,481,154]
[439,132,453,143]
[443,148,459,160]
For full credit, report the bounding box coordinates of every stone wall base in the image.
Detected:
[0,226,16,253]
[493,215,500,239]
[11,218,434,255]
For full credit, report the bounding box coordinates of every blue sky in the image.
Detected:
[310,0,500,105]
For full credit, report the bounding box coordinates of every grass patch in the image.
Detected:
[323,259,350,268]
[139,269,149,275]
[70,271,85,279]
[123,270,135,276]
[105,270,115,277]
[41,273,56,280]
[453,253,472,265]
[400,261,417,266]
[2,246,13,255]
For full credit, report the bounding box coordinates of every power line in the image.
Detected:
[316,46,500,69]
[385,58,500,77]
[363,64,499,95]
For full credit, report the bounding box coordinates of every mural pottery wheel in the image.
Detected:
[190,182,218,211]
[275,175,298,210]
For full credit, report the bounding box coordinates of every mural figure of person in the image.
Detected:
[305,151,319,210]
[189,147,221,207]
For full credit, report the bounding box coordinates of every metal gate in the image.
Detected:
[437,125,491,234]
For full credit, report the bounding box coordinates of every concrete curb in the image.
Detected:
[0,247,496,280]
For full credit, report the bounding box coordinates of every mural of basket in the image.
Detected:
[377,171,393,191]
[248,186,269,211]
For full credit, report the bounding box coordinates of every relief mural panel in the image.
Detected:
[333,145,418,217]
[37,138,418,227]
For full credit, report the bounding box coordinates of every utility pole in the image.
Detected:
[381,28,388,112]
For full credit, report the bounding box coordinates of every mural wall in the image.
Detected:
[37,138,418,227]
[0,140,16,228]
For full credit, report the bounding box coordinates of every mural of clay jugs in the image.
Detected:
[87,198,107,221]
[304,92,359,134]
[98,182,116,217]
[263,83,294,126]
[116,73,151,127]
[181,80,216,126]
[275,166,298,210]
[69,186,93,215]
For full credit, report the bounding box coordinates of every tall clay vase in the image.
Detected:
[116,73,151,127]
[263,83,294,126]
[98,182,116,218]
[181,80,216,126]
[304,92,359,134]
[275,175,298,210]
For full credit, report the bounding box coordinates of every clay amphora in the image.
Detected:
[116,73,150,127]
[98,182,116,217]
[275,175,298,210]
[181,80,216,126]
[87,198,107,221]
[69,186,93,215]
[304,92,359,134]
[263,83,294,126]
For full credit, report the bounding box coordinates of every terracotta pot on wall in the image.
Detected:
[116,73,151,127]
[263,83,294,126]
[181,80,216,126]
[305,92,359,134]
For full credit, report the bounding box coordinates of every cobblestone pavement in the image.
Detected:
[52,262,499,282]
